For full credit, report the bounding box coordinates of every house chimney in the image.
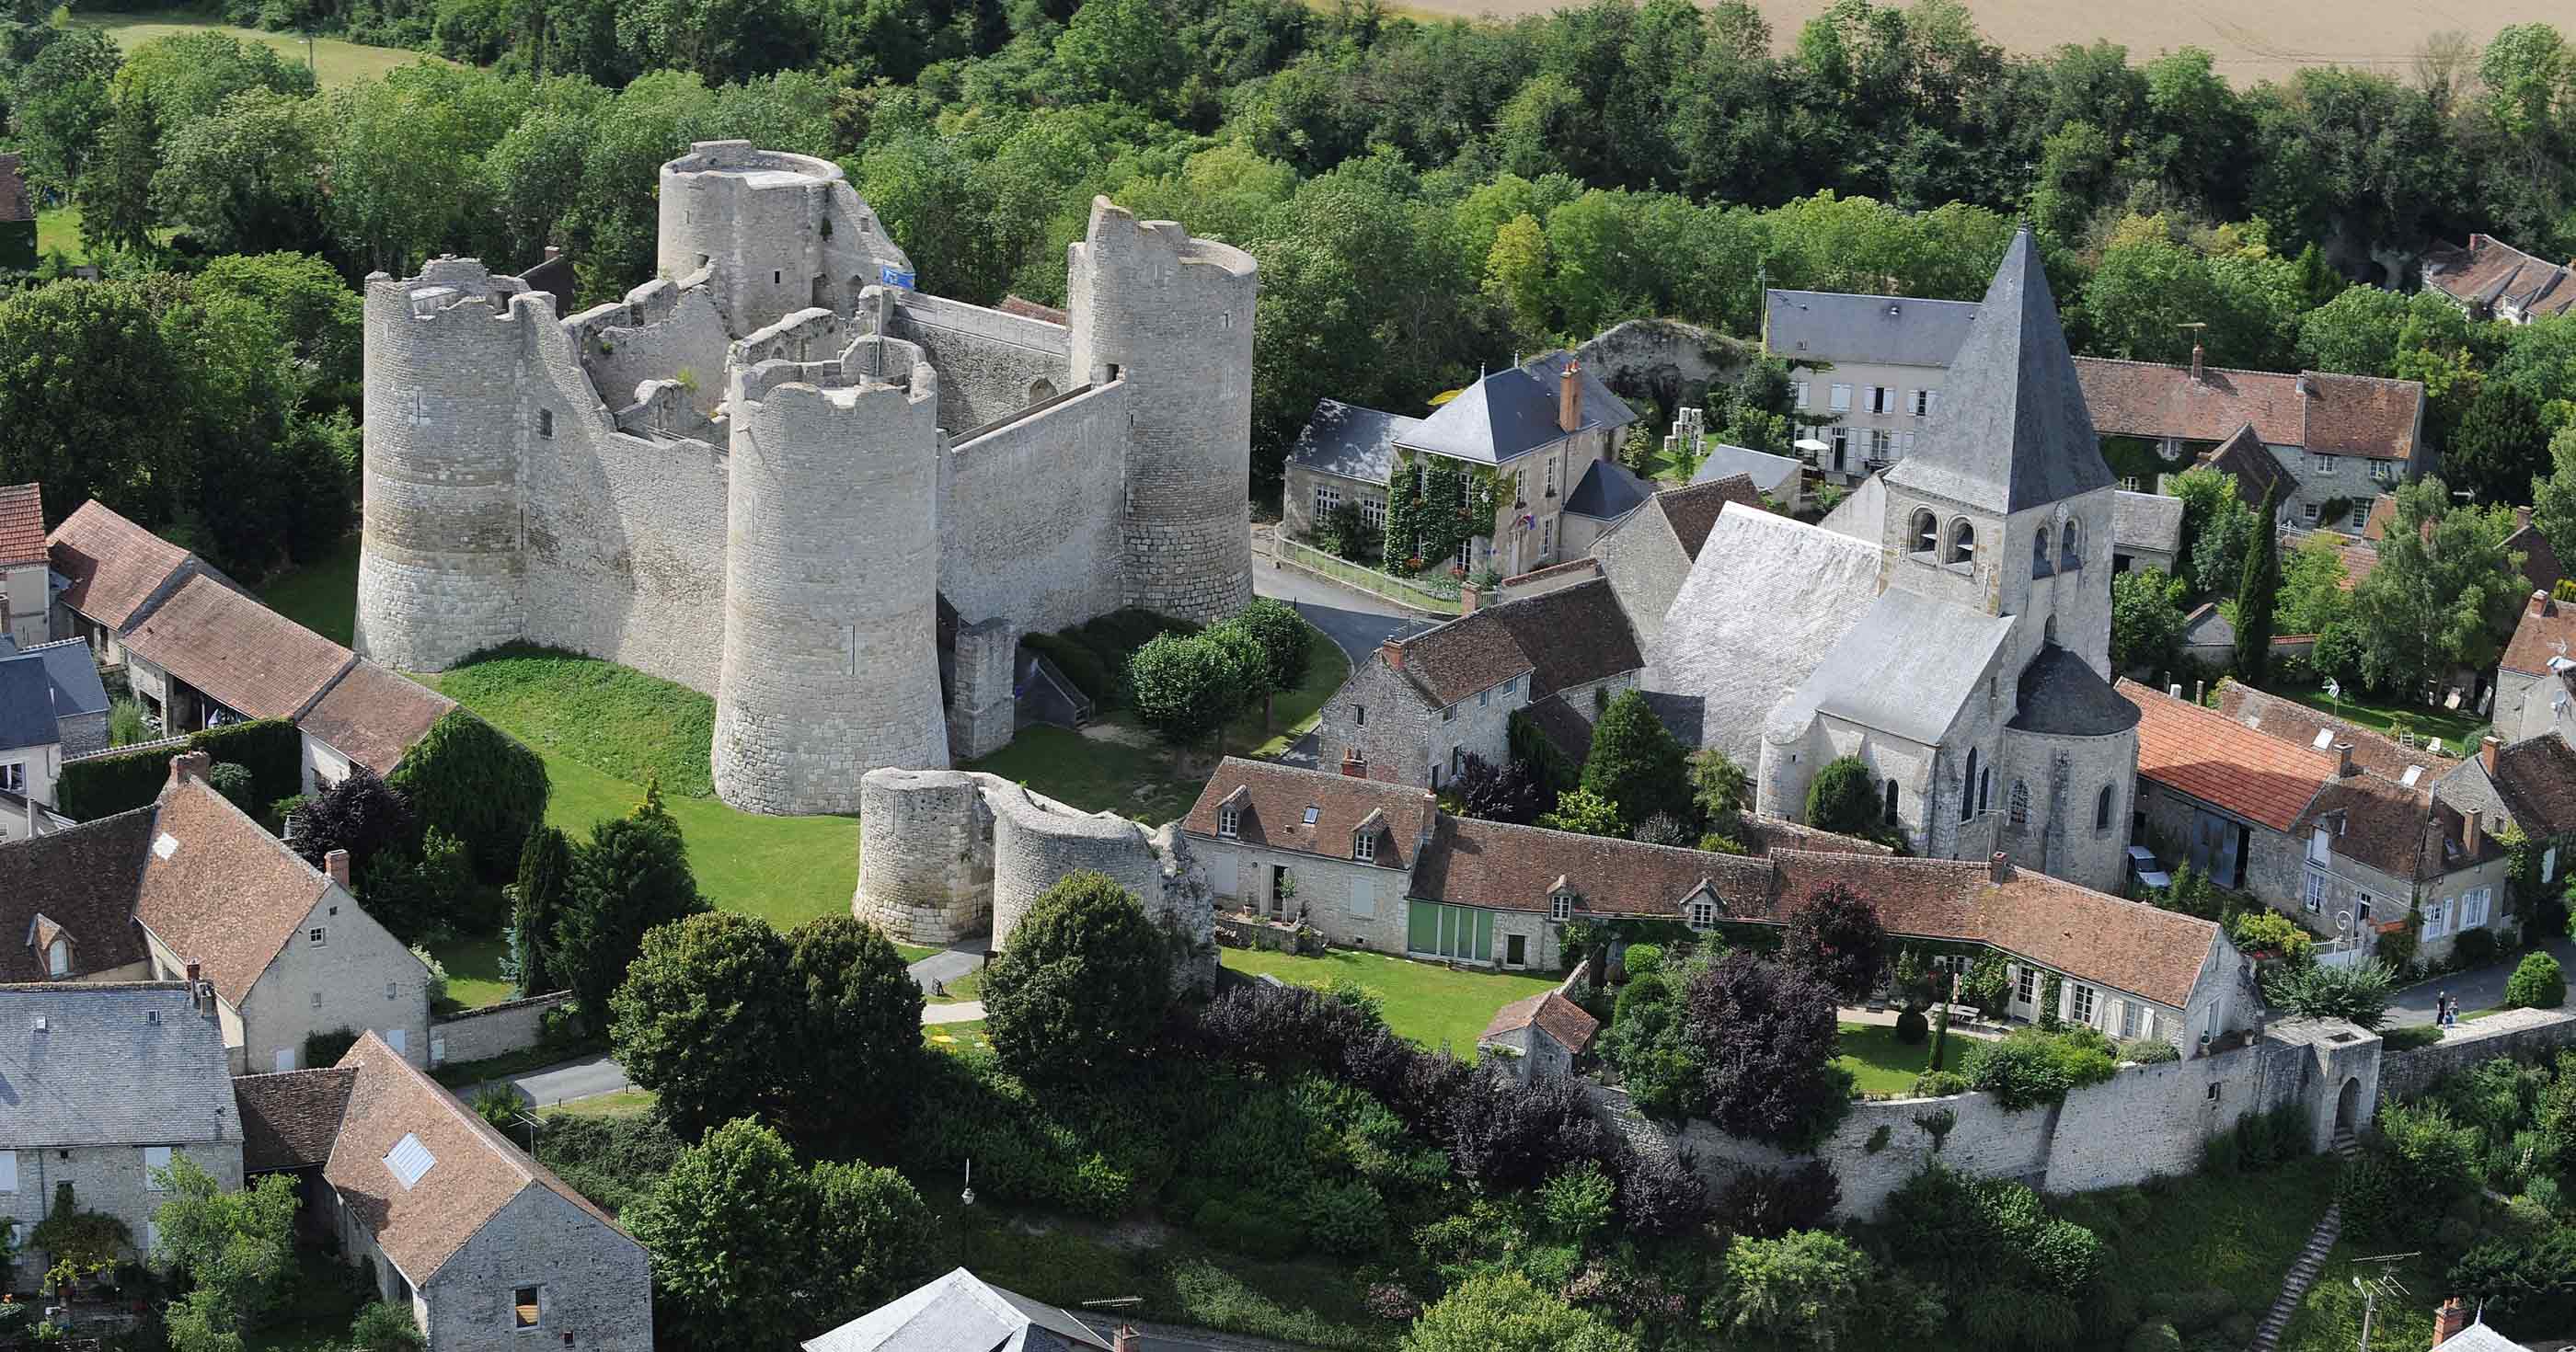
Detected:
[1990,852,2011,883]
[1382,640,1405,671]
[2482,735,2501,774]
[2463,807,2483,855]
[1558,361,1583,434]
[2515,506,2532,532]
[2332,742,2353,776]
[1459,583,1481,614]
[2296,372,2315,397]
[2536,590,2555,619]
[1114,1328,1142,1352]
[325,848,351,888]
[2193,680,2205,704]
[2168,683,2184,699]
[169,750,211,786]
[2191,343,2204,382]
[544,245,560,262]
[2433,1298,2469,1346]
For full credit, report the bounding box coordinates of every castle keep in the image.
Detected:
[355,143,1259,814]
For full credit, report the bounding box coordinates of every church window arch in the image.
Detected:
[1948,518,1975,565]
[1883,778,1900,826]
[2061,518,2084,570]
[1909,509,1938,555]
[1979,768,1992,814]
[2008,780,2030,830]
[2095,785,2115,831]
[1961,748,1979,822]
[2031,526,2052,577]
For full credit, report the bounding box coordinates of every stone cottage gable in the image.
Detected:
[134,765,339,1006]
[300,660,456,779]
[1382,609,1535,708]
[2295,773,2504,885]
[0,807,153,981]
[1481,990,1598,1055]
[1179,757,1432,871]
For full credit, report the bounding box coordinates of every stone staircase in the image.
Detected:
[2247,1130,2362,1352]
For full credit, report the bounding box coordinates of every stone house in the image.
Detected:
[246,1033,652,1352]
[2110,489,2185,575]
[2490,590,2576,746]
[0,752,432,1073]
[0,638,113,831]
[1764,288,1979,482]
[1588,475,1760,655]
[295,659,457,795]
[2125,681,2512,957]
[2422,234,2576,325]
[1312,577,1642,790]
[1478,990,1598,1081]
[1182,758,2258,1050]
[2195,424,2303,525]
[2436,731,2576,903]
[2073,353,2428,533]
[1555,457,1658,558]
[1,482,45,649]
[0,981,247,1290]
[1283,355,1639,579]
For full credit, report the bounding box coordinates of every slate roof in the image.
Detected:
[1562,457,1654,520]
[2199,424,2298,507]
[0,481,43,567]
[0,651,52,750]
[2486,734,2576,838]
[1480,990,1599,1053]
[2214,681,2456,779]
[1763,289,1979,367]
[1290,398,1420,485]
[804,1267,1115,1352]
[300,660,455,776]
[235,1067,358,1173]
[2074,358,2423,461]
[2422,234,2576,322]
[3,638,110,727]
[49,499,197,630]
[2112,490,2186,557]
[1519,692,1595,766]
[0,807,152,982]
[324,1033,634,1282]
[1690,443,1802,497]
[0,982,242,1150]
[2120,679,2332,831]
[1883,229,2113,514]
[1179,759,1432,872]
[1379,609,1534,708]
[133,774,335,1006]
[1654,476,1762,558]
[1480,579,1644,701]
[1397,352,1637,465]
[515,253,575,319]
[1650,509,1883,765]
[121,572,355,722]
[2501,593,2576,677]
[1776,588,2015,745]
[2010,645,2143,737]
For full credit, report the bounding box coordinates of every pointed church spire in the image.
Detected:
[1882,228,2110,514]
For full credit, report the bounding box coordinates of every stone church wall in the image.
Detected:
[940,383,1131,637]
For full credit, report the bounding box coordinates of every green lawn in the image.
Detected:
[543,1088,658,1118]
[433,646,718,797]
[432,932,514,1010]
[928,966,984,1003]
[258,533,362,647]
[75,11,449,86]
[2259,681,2489,751]
[1218,946,1560,1058]
[925,1019,990,1055]
[1834,1021,1943,1096]
[2055,1152,2344,1343]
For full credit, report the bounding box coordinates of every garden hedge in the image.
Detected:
[56,718,304,821]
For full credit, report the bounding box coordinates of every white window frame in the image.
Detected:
[47,938,70,978]
[1216,807,1238,839]
[2070,984,2097,1025]
[2303,870,2327,912]
[2016,966,2037,1004]
[2301,502,2321,527]
[1549,893,1572,922]
[2348,503,2369,532]
[1828,384,1852,412]
[1686,899,1716,931]
[2119,1002,2142,1038]
[1359,497,1386,532]
[0,762,23,795]
[1314,484,1341,521]
[2371,459,2398,484]
[2422,898,2452,938]
[2313,453,2340,475]
[1793,381,1811,410]
[1352,831,1376,864]
[1,1150,19,1193]
[309,926,328,948]
[1911,388,1931,417]
[1441,705,1456,723]
[2460,888,2490,930]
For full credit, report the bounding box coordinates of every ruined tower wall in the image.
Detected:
[880,290,1072,432]
[658,142,912,338]
[854,768,996,944]
[939,383,1131,638]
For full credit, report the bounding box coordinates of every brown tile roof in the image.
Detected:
[1480,989,1599,1053]
[2296,773,2501,881]
[2488,734,2576,838]
[0,807,152,982]
[48,500,196,630]
[133,774,332,1005]
[0,482,44,567]
[299,660,454,776]
[1655,477,1763,559]
[2505,521,2566,598]
[2198,424,2296,509]
[2213,681,2460,777]
[2120,678,2332,831]
[324,1034,634,1280]
[2337,537,2381,590]
[121,572,355,722]
[1413,815,1774,919]
[1739,814,1894,857]
[1481,578,1642,700]
[2075,357,2421,461]
[1179,758,1432,872]
[235,1067,357,1173]
[1770,850,1990,939]
[1381,609,1534,707]
[2422,234,2576,321]
[1519,691,1593,765]
[2361,494,2397,541]
[996,294,1069,327]
[2501,592,2576,677]
[1974,870,2221,1009]
[0,155,29,223]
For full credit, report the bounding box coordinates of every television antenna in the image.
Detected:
[2350,1252,2418,1351]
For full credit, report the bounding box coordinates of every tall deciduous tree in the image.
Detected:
[609,911,788,1140]
[288,767,419,877]
[150,1159,302,1334]
[1230,598,1313,733]
[1400,1270,1638,1352]
[2235,482,2282,686]
[1782,884,1887,1003]
[1129,630,1249,762]
[1683,952,1852,1150]
[779,915,924,1146]
[982,870,1173,1083]
[2349,477,2525,694]
[2110,567,2188,674]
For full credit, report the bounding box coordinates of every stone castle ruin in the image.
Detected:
[354,142,1259,814]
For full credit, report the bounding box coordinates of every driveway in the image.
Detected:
[1252,551,1429,664]
[478,1053,633,1108]
[2384,934,2576,1026]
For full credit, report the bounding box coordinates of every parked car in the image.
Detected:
[2126,844,2172,892]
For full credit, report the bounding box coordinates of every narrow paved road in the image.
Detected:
[479,1054,633,1108]
[2384,934,2576,1026]
[1250,545,1426,664]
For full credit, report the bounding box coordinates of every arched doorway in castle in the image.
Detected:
[2334,1076,2361,1132]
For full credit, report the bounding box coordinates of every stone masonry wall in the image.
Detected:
[940,384,1130,636]
[420,1185,651,1352]
[884,289,1071,432]
[6,1138,245,1291]
[2379,1008,2576,1103]
[429,991,575,1067]
[855,769,996,944]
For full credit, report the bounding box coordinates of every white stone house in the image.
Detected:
[1764,288,1977,483]
[2435,731,2576,908]
[2422,234,2576,326]
[0,981,247,1290]
[0,482,46,650]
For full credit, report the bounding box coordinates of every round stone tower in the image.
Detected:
[353,259,529,673]
[659,141,912,338]
[1066,197,1259,623]
[854,768,995,944]
[712,343,949,814]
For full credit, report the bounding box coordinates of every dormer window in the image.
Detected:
[1549,892,1573,922]
[1217,807,1239,838]
[1687,899,1717,931]
[47,937,71,978]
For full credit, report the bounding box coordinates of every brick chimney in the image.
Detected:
[1558,360,1583,434]
[168,750,212,787]
[1113,1328,1141,1352]
[2432,1297,2469,1346]
[2482,735,2501,774]
[1990,852,2011,883]
[2531,589,2552,620]
[2463,807,2483,855]
[2190,343,2204,382]
[2515,506,2533,533]
[325,848,351,888]
[1382,639,1405,671]
[2332,742,2354,777]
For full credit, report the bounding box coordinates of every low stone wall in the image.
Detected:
[1216,912,1320,954]
[2379,1008,2576,1103]
[430,991,574,1067]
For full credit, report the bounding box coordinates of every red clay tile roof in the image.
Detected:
[1414,815,1774,919]
[1381,609,1535,707]
[0,482,44,567]
[2213,681,2459,777]
[2119,678,2332,831]
[2074,357,2421,461]
[2490,734,2576,837]
[1480,989,1599,1052]
[2361,494,2396,541]
[2198,424,2296,509]
[1770,850,1990,939]
[1739,815,1894,858]
[0,807,153,982]
[2501,593,2576,677]
[1180,758,1432,872]
[299,661,454,776]
[121,572,355,722]
[2337,537,2381,590]
[325,1034,636,1280]
[48,500,196,630]
[1481,578,1643,701]
[2422,234,2576,321]
[1655,477,1763,559]
[1974,870,2222,1010]
[235,1067,358,1173]
[133,775,333,1005]
[996,295,1069,327]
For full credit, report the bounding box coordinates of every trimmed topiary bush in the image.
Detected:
[2503,951,2565,1009]
[1805,755,1879,837]
[1911,1070,1970,1097]
[2121,1037,2181,1063]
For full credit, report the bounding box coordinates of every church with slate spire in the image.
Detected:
[1646,228,2142,893]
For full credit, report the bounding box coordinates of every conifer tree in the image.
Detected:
[2235,482,2281,687]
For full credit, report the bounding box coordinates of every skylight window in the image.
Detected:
[2400,766,2424,787]
[154,833,179,860]
[1302,806,1320,826]
[2310,729,2333,750]
[385,1133,436,1189]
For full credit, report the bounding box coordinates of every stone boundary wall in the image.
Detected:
[939,383,1130,636]
[2379,1008,2576,1103]
[430,991,574,1066]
